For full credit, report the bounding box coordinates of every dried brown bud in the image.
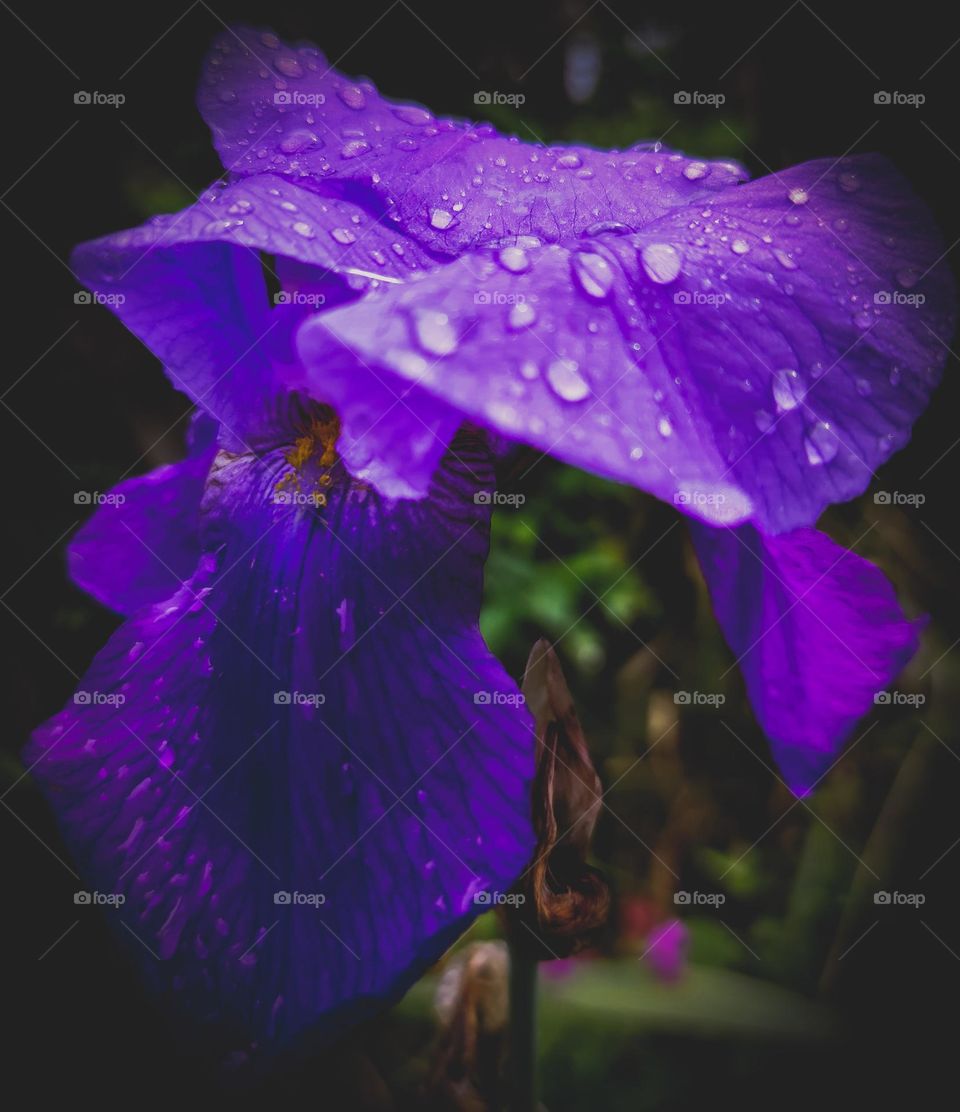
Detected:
[511,639,610,958]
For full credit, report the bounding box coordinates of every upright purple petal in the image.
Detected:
[690,522,921,794]
[27,432,535,1046]
[198,28,748,257]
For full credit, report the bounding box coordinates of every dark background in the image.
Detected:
[2,1,960,1107]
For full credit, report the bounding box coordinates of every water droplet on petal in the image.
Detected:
[838,172,860,193]
[683,161,708,180]
[805,421,840,465]
[275,55,303,79]
[411,308,459,356]
[292,221,314,238]
[546,358,590,402]
[731,238,750,255]
[788,187,809,205]
[340,139,371,159]
[429,207,457,230]
[497,245,530,273]
[855,377,872,397]
[772,368,805,413]
[331,227,356,245]
[279,128,319,153]
[337,84,366,110]
[889,366,902,386]
[641,242,682,284]
[896,267,920,289]
[772,248,798,270]
[555,152,582,169]
[508,301,537,329]
[572,251,615,299]
[227,199,254,215]
[853,309,873,329]
[520,360,539,380]
[657,416,673,438]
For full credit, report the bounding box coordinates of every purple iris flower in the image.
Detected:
[28,26,954,1049]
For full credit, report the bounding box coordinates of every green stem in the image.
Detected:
[507,939,539,1112]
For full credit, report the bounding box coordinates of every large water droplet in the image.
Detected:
[497,245,530,273]
[508,301,537,329]
[555,152,582,169]
[788,187,809,205]
[275,55,303,79]
[338,84,366,110]
[804,421,840,465]
[331,227,356,245]
[772,368,805,413]
[279,128,319,153]
[683,161,708,180]
[641,242,681,284]
[546,358,590,402]
[731,238,750,255]
[340,139,371,159]
[657,416,673,438]
[411,308,459,356]
[292,221,314,238]
[772,248,798,271]
[429,207,457,230]
[572,251,615,299]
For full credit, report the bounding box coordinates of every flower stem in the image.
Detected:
[507,938,539,1111]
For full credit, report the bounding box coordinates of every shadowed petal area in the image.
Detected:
[27,432,535,1047]
[300,155,953,532]
[690,522,921,794]
[198,28,748,257]
[71,174,437,446]
[69,417,218,615]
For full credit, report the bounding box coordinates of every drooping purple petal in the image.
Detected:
[299,155,953,532]
[69,416,218,615]
[197,28,749,258]
[27,432,535,1046]
[690,522,921,794]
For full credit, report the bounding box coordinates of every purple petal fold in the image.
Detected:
[690,522,921,794]
[299,154,953,532]
[69,416,218,615]
[27,433,535,1046]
